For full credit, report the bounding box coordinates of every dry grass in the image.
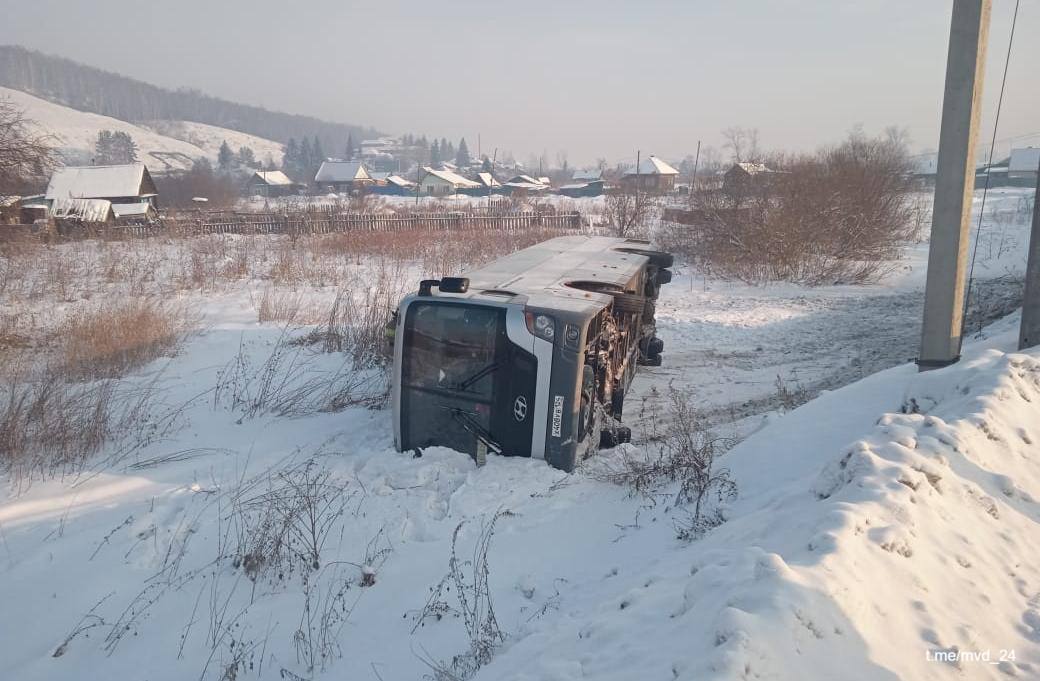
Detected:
[257,287,305,323]
[62,298,194,380]
[0,360,175,484]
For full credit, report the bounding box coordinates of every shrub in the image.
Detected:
[62,298,194,379]
[662,129,917,285]
[600,386,737,540]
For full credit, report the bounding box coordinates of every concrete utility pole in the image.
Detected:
[1019,156,1040,350]
[918,0,991,371]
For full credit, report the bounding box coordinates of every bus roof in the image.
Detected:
[429,236,656,315]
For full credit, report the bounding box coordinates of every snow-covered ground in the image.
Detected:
[1,86,283,172]
[0,188,1037,680]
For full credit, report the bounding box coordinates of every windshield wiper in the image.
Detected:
[442,406,503,455]
[452,362,500,391]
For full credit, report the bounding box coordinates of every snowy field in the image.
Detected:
[0,188,1037,680]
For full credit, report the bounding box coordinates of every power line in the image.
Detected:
[961,0,1021,346]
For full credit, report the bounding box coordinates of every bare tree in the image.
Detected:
[0,98,55,193]
[721,126,760,164]
[555,150,569,174]
[604,188,655,238]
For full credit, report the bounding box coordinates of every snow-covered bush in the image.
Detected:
[600,386,737,539]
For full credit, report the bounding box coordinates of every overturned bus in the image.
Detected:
[390,236,673,472]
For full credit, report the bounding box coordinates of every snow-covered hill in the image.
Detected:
[1,86,283,172]
[141,120,284,168]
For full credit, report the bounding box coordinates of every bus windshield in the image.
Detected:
[403,303,501,397]
[400,301,537,458]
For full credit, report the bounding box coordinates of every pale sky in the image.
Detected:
[1,0,1037,166]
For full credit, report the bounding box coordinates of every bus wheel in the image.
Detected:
[599,425,632,448]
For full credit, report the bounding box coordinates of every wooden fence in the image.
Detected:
[0,210,585,242]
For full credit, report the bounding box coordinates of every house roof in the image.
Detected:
[731,162,772,176]
[503,181,549,192]
[508,174,545,186]
[627,156,679,176]
[45,163,149,200]
[386,175,416,188]
[112,202,154,218]
[477,172,501,188]
[314,160,370,183]
[1009,147,1040,173]
[420,167,481,188]
[253,170,293,186]
[572,169,603,181]
[50,198,113,222]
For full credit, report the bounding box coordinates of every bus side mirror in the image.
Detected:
[418,279,440,296]
[439,277,470,293]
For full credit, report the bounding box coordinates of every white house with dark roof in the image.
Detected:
[418,167,481,196]
[45,163,158,206]
[314,160,371,191]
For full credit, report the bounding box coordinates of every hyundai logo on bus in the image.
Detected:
[551,395,565,437]
[513,395,528,422]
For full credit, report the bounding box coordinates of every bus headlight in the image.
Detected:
[526,312,556,342]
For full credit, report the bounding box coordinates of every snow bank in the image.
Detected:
[486,316,1040,680]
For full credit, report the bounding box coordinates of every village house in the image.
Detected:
[559,168,606,197]
[1008,147,1039,185]
[620,156,680,193]
[722,162,775,195]
[502,174,550,195]
[418,167,480,196]
[249,169,297,198]
[314,160,372,192]
[45,163,159,207]
[373,175,416,196]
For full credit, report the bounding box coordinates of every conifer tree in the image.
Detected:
[430,139,441,168]
[456,138,471,168]
[218,141,234,171]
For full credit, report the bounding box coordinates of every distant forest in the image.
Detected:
[0,45,380,151]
